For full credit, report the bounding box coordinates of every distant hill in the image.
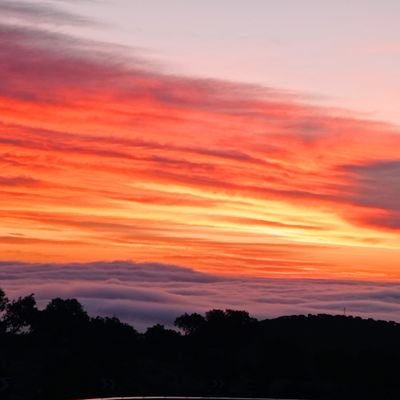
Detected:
[0,288,399,400]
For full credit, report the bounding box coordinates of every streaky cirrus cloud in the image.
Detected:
[1,1,400,279]
[1,260,400,331]
[0,0,93,26]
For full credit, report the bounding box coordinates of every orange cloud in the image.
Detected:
[1,13,400,280]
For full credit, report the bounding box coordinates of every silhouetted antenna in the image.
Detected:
[343,307,346,316]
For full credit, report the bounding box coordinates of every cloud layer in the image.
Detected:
[1,1,400,279]
[1,260,400,331]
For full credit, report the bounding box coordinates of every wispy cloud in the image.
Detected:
[0,0,92,26]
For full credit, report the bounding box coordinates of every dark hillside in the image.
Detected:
[0,289,399,400]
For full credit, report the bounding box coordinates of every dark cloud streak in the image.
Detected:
[342,160,400,229]
[0,0,92,26]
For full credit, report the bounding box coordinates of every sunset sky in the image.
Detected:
[1,0,400,326]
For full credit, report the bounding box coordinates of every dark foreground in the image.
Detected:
[1,289,400,400]
[80,397,299,400]
[81,397,299,400]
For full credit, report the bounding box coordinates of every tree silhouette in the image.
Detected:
[3,293,37,334]
[174,312,205,335]
[0,288,8,312]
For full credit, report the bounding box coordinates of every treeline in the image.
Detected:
[0,289,400,400]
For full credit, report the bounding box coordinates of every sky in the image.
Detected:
[1,0,400,326]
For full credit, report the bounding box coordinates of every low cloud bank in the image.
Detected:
[1,260,400,330]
